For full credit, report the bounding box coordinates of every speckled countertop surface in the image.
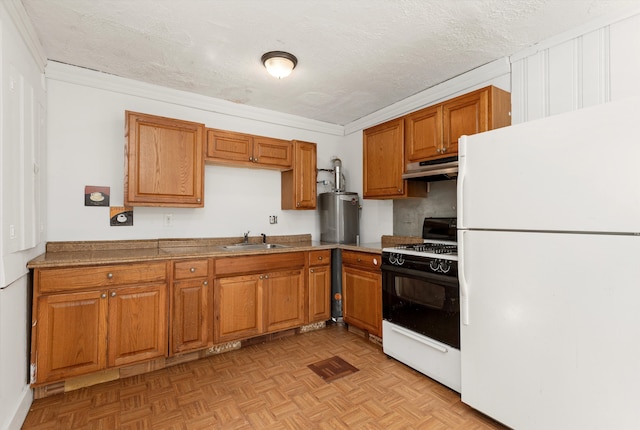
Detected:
[27,234,384,269]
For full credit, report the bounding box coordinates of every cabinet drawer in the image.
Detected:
[37,262,168,293]
[173,259,210,280]
[215,252,305,276]
[342,250,381,271]
[308,250,331,267]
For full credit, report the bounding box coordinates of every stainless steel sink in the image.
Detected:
[221,243,289,251]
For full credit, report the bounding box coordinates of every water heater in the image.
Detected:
[319,191,360,244]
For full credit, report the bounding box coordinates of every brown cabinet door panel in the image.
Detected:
[309,265,331,323]
[205,128,253,163]
[342,266,382,337]
[252,137,292,168]
[215,275,262,343]
[172,279,211,354]
[125,111,204,207]
[363,118,405,199]
[405,105,443,163]
[264,269,305,332]
[107,283,168,367]
[36,291,108,383]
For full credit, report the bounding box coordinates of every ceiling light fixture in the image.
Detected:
[261,51,298,79]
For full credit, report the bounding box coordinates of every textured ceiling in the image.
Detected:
[20,0,640,125]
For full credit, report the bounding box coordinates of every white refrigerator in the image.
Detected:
[457,96,640,430]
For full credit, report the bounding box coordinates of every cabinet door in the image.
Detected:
[342,266,382,337]
[309,265,331,323]
[36,291,108,383]
[253,136,292,169]
[405,104,443,163]
[107,284,168,367]
[205,128,253,164]
[125,111,204,207]
[363,118,405,199]
[171,279,211,354]
[281,140,317,210]
[442,89,489,156]
[214,275,262,343]
[264,269,305,332]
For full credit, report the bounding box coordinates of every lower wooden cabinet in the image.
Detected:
[308,250,331,322]
[342,250,382,337]
[264,269,305,332]
[215,274,262,343]
[214,252,306,343]
[170,259,213,355]
[34,280,168,384]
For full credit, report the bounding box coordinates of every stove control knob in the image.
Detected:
[429,259,439,271]
[396,254,404,265]
[439,260,451,274]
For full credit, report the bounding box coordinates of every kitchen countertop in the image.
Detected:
[27,235,383,269]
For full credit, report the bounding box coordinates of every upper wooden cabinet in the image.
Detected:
[364,86,511,199]
[363,118,407,199]
[125,111,205,208]
[405,86,511,164]
[281,140,317,210]
[205,128,292,170]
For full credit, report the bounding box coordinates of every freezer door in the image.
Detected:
[459,229,640,430]
[457,96,640,233]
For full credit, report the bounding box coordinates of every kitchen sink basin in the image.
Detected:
[221,243,290,251]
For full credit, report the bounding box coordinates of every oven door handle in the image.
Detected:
[381,264,457,284]
[390,325,448,353]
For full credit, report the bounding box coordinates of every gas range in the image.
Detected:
[382,217,458,275]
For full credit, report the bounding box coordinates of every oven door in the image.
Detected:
[382,264,460,349]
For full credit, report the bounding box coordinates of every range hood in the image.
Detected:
[402,156,458,181]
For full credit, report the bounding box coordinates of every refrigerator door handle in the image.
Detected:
[457,136,467,228]
[459,229,469,325]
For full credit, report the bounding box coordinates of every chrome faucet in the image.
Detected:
[261,233,267,244]
[243,230,250,244]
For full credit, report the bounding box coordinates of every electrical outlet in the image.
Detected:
[164,213,173,227]
[269,215,278,224]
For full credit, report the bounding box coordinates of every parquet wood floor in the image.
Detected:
[22,324,507,429]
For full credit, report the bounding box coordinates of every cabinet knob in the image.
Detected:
[110,291,117,297]
[249,156,254,161]
[264,275,269,279]
[197,198,201,203]
[397,188,402,192]
[318,256,323,261]
[296,202,300,207]
[190,267,196,273]
[106,273,113,279]
[259,275,264,279]
[101,293,107,299]
[436,148,442,153]
[442,147,447,153]
[254,157,259,162]
[203,281,208,286]
[357,258,362,262]
[373,258,378,266]
[310,269,314,273]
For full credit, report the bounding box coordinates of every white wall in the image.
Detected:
[511,7,640,124]
[46,70,347,242]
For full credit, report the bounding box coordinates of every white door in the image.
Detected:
[457,96,640,234]
[459,229,640,430]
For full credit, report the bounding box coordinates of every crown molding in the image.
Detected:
[45,61,345,136]
[2,0,47,71]
[344,57,511,135]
